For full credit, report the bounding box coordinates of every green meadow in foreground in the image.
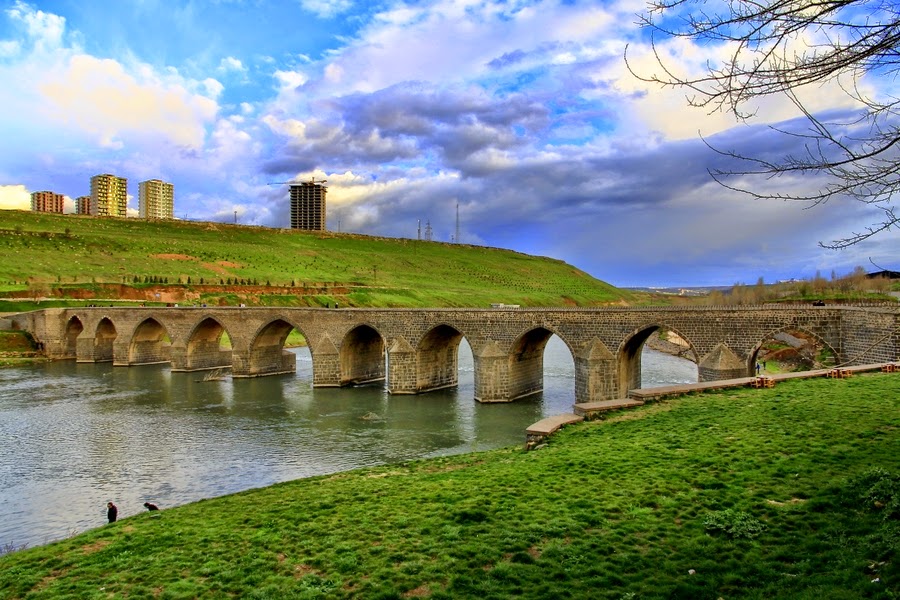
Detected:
[1,374,898,599]
[0,210,632,308]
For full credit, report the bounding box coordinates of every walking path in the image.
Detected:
[525,362,898,447]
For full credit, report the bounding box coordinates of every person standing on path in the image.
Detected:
[107,501,118,523]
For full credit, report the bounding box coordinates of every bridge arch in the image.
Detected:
[416,323,466,393]
[92,317,117,363]
[618,324,699,393]
[64,316,83,359]
[507,326,573,401]
[340,324,385,386]
[182,317,233,372]
[128,318,171,365]
[750,326,839,373]
[244,318,307,377]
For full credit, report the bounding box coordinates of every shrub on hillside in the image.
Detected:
[843,467,900,520]
[703,509,767,539]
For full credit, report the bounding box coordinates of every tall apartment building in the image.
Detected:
[90,174,128,217]
[31,191,65,214]
[289,181,327,230]
[75,196,91,215]
[138,179,174,219]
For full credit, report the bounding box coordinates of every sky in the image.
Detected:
[0,0,897,288]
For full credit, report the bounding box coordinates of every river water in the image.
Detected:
[0,337,697,549]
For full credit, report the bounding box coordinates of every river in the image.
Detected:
[0,337,697,549]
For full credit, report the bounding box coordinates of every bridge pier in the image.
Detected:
[698,343,749,381]
[112,339,130,366]
[575,338,618,403]
[75,336,98,362]
[387,337,416,394]
[311,334,341,387]
[474,341,511,402]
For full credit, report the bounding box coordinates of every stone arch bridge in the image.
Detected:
[11,305,899,404]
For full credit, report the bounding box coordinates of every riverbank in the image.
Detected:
[0,330,43,367]
[2,373,897,598]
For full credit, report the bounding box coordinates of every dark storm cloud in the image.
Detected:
[487,49,528,70]
[331,83,549,137]
[263,81,550,177]
[342,134,721,240]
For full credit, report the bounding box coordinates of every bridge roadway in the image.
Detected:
[10,304,899,404]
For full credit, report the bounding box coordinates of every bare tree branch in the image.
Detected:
[627,0,900,248]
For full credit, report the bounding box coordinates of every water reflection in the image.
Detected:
[0,336,695,548]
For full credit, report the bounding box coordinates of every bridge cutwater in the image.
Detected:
[7,305,899,404]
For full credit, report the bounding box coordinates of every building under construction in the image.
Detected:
[290,180,327,230]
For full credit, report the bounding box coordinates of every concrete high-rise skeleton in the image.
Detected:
[139,179,175,220]
[289,180,327,230]
[90,174,127,218]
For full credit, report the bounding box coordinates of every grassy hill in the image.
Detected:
[1,374,897,598]
[0,210,637,308]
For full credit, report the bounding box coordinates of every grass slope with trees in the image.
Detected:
[1,374,897,598]
[0,210,636,309]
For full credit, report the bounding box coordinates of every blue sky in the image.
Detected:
[0,0,897,287]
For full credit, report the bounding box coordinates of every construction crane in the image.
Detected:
[267,177,327,186]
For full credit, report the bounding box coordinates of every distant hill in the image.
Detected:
[0,210,637,308]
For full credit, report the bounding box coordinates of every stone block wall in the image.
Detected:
[387,344,416,394]
[841,309,899,364]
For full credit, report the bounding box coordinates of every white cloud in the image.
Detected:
[299,0,353,19]
[0,3,221,153]
[0,184,31,210]
[7,0,65,51]
[218,56,245,72]
[202,77,224,98]
[614,29,865,140]
[0,40,20,57]
[35,54,219,149]
[274,69,308,90]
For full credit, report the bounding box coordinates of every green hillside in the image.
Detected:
[0,210,635,308]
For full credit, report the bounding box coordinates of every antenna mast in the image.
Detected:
[455,201,459,244]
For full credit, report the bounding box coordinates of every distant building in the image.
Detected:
[290,180,327,231]
[138,179,174,220]
[75,195,91,215]
[867,270,900,279]
[90,174,127,217]
[30,191,65,214]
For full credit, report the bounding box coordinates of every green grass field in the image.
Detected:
[2,374,897,599]
[0,210,636,308]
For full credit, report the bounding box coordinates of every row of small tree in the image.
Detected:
[702,268,895,305]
